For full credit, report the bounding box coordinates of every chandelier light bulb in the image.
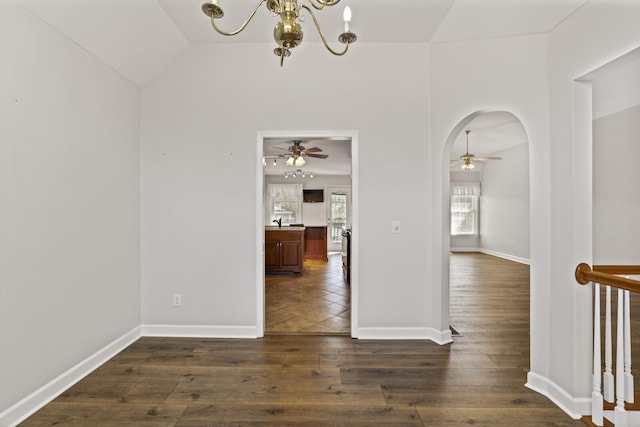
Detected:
[310,173,314,178]
[284,172,289,178]
[272,159,277,166]
[302,172,306,178]
[343,6,352,32]
[292,172,297,178]
[295,157,306,167]
[286,156,294,166]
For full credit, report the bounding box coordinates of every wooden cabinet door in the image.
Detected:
[280,241,302,269]
[265,241,280,269]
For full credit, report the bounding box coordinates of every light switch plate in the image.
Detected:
[392,220,401,234]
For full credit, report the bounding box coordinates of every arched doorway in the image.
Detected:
[443,111,531,333]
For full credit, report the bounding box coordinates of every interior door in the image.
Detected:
[326,186,351,253]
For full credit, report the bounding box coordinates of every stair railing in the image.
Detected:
[576,264,640,426]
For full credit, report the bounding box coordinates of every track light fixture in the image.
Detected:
[284,169,314,179]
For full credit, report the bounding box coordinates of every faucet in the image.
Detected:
[273,218,282,228]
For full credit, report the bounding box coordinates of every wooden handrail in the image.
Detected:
[576,263,640,294]
[593,265,640,276]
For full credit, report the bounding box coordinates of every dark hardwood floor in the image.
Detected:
[20,253,584,426]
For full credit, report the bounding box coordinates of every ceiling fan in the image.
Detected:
[451,130,502,171]
[271,140,329,167]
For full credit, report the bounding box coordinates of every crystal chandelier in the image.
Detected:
[202,0,357,66]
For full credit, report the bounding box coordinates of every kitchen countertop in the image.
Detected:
[265,226,306,231]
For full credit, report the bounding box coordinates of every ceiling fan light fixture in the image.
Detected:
[286,156,294,166]
[295,156,306,167]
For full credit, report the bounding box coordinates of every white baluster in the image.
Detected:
[604,285,614,402]
[615,289,627,424]
[593,282,604,426]
[624,289,634,403]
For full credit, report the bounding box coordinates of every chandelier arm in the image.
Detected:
[300,4,351,56]
[306,0,341,11]
[209,0,267,36]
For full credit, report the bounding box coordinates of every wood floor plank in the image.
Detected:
[166,384,387,406]
[416,407,583,426]
[176,404,424,426]
[19,402,186,427]
[321,352,501,369]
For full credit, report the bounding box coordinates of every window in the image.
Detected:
[267,183,302,225]
[329,193,347,243]
[450,182,480,235]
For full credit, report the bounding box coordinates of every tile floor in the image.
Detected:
[265,253,351,334]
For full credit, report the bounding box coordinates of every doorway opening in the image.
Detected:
[444,111,531,337]
[256,131,358,336]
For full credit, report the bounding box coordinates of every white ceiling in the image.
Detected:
[16,0,590,86]
[15,0,581,175]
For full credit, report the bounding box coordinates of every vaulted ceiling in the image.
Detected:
[17,0,589,87]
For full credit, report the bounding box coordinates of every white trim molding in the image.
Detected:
[0,326,141,427]
[450,247,530,265]
[141,324,260,338]
[355,327,453,345]
[480,248,530,265]
[526,371,591,419]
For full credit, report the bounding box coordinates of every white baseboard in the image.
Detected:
[0,326,142,427]
[141,324,260,338]
[450,247,480,252]
[480,248,530,265]
[526,371,590,419]
[450,247,530,265]
[354,327,453,345]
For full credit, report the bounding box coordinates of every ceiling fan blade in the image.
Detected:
[272,146,289,151]
[450,160,463,167]
[305,153,329,159]
[303,147,323,153]
[474,156,502,161]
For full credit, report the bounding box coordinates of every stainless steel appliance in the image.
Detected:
[341,228,351,284]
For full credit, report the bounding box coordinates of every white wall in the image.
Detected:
[593,104,640,264]
[592,53,640,120]
[140,43,434,338]
[480,143,530,262]
[0,2,141,422]
[544,0,640,414]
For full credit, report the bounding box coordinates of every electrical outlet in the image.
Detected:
[173,293,182,307]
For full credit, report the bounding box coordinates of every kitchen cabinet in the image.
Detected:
[304,226,328,261]
[265,227,305,275]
